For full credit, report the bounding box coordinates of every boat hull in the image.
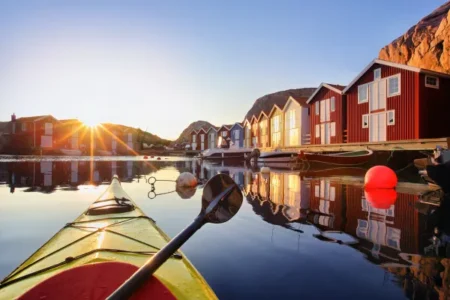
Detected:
[201,149,252,161]
[300,150,373,166]
[0,177,217,300]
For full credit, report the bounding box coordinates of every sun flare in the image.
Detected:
[83,119,99,128]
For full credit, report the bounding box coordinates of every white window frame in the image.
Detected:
[44,123,53,135]
[358,84,368,104]
[315,124,320,137]
[362,114,369,128]
[315,103,319,115]
[387,74,401,97]
[192,135,196,142]
[387,110,395,126]
[425,75,439,89]
[330,97,335,112]
[374,68,381,80]
[234,130,240,139]
[289,110,295,129]
[222,131,227,137]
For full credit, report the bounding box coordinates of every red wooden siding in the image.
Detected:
[346,63,419,142]
[418,74,450,138]
[310,88,346,144]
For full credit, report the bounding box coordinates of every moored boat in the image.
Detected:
[199,147,253,161]
[256,150,299,164]
[0,176,217,299]
[299,149,374,166]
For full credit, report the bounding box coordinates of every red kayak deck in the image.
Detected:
[18,262,176,300]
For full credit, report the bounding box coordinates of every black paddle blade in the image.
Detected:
[201,174,243,224]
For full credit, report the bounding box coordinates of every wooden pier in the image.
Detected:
[279,137,450,153]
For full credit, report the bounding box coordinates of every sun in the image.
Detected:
[83,119,99,128]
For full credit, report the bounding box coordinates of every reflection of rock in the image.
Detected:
[176,186,196,199]
[378,2,450,74]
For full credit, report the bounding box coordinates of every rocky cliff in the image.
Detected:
[244,88,316,120]
[175,120,215,144]
[379,2,450,74]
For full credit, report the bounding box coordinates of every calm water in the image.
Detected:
[0,157,449,299]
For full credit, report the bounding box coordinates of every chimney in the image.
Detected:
[11,113,16,122]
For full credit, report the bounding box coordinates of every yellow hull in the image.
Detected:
[0,177,217,300]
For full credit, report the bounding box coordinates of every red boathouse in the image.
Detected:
[343,59,450,143]
[307,83,347,144]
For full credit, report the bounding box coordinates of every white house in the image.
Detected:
[282,96,310,147]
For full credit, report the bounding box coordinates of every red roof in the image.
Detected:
[16,115,57,122]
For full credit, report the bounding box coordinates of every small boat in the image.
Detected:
[299,149,374,166]
[0,176,217,299]
[419,162,450,194]
[199,147,253,161]
[256,150,299,164]
[414,146,450,171]
[60,148,82,156]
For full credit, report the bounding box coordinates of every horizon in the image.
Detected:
[0,0,446,140]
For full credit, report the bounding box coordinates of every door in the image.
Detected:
[41,136,53,148]
[369,113,387,142]
[210,133,215,148]
[71,161,78,183]
[320,124,330,144]
[200,134,205,150]
[127,133,133,149]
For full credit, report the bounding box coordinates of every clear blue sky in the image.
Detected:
[0,0,446,139]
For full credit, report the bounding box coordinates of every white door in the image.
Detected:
[320,124,330,144]
[210,133,215,148]
[200,134,205,150]
[369,113,387,142]
[41,136,53,148]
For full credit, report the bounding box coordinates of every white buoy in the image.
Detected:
[260,166,270,181]
[176,172,198,188]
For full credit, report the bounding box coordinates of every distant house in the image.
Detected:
[343,59,450,142]
[217,125,232,148]
[190,129,198,150]
[230,122,244,148]
[7,114,58,153]
[197,127,208,151]
[57,119,90,154]
[282,96,310,147]
[206,126,219,149]
[307,83,346,144]
[122,127,140,154]
[250,116,259,148]
[269,105,283,148]
[243,118,252,148]
[94,124,125,155]
[258,112,270,149]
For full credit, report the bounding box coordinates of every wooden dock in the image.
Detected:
[278,137,450,153]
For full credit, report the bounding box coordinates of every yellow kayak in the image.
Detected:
[0,176,217,300]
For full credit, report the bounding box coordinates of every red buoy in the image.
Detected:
[364,165,397,189]
[143,156,148,159]
[364,189,397,209]
[157,157,161,160]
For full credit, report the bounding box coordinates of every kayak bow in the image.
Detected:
[0,176,217,300]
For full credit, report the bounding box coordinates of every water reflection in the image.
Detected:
[0,158,448,298]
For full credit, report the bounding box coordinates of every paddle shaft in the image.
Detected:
[106,215,206,300]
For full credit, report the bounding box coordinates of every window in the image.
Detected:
[234,130,240,139]
[358,84,368,103]
[273,115,280,132]
[200,134,205,142]
[222,131,227,137]
[330,97,335,112]
[315,124,320,137]
[44,123,53,135]
[362,114,369,128]
[387,110,395,126]
[387,74,401,97]
[12,123,16,134]
[331,122,336,137]
[374,68,381,80]
[425,75,439,89]
[21,122,26,131]
[192,135,195,142]
[315,103,319,115]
